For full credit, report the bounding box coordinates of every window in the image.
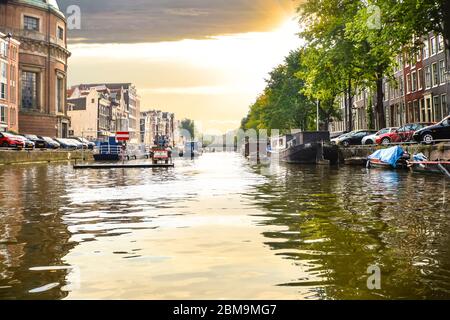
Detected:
[439,60,446,85]
[425,66,432,88]
[0,41,8,58]
[418,68,423,90]
[438,35,445,52]
[0,62,7,100]
[423,39,429,59]
[411,71,417,92]
[430,36,437,56]
[57,77,64,113]
[24,16,39,31]
[433,95,441,122]
[0,105,6,123]
[21,71,38,109]
[0,83,7,100]
[432,62,439,87]
[406,74,411,93]
[58,26,64,40]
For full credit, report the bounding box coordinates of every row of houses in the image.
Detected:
[330,32,450,133]
[140,110,180,147]
[67,83,141,142]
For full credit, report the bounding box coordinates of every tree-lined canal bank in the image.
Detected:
[1,153,450,299]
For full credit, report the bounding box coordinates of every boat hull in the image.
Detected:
[408,161,450,175]
[368,159,408,169]
[274,143,338,165]
[94,154,120,161]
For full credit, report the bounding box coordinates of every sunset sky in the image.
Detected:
[60,0,302,134]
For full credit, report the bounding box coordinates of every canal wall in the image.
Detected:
[339,143,450,163]
[0,149,94,165]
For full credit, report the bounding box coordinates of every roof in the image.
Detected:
[67,98,86,111]
[14,0,64,18]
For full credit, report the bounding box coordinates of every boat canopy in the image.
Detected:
[368,146,405,168]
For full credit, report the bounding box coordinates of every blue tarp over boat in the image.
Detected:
[368,146,405,168]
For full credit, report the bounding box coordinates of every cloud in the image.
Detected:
[58,0,298,44]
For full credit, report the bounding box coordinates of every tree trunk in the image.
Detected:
[376,75,386,130]
[443,0,450,78]
[348,78,353,132]
[344,93,348,132]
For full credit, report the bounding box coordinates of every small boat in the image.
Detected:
[407,153,450,177]
[367,146,410,169]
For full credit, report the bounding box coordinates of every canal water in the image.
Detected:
[0,152,450,300]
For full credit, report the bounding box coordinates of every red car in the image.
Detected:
[0,132,26,148]
[376,122,434,145]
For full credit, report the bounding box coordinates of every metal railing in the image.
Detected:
[99,145,121,155]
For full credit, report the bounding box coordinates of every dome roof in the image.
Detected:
[15,0,64,17]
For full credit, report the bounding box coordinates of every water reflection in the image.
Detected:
[0,154,450,299]
[252,164,450,299]
[0,164,75,299]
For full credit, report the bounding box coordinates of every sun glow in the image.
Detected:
[68,17,302,133]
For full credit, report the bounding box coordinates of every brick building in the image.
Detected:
[0,32,20,133]
[0,0,71,137]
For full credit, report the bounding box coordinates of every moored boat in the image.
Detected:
[269,131,338,165]
[407,153,450,177]
[367,146,410,169]
[408,160,450,176]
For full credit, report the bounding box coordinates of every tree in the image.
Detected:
[298,0,369,131]
[180,119,195,139]
[241,50,317,133]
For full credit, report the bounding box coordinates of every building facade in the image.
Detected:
[73,83,140,142]
[140,110,176,146]
[0,32,20,133]
[330,32,449,133]
[67,86,114,141]
[0,0,71,137]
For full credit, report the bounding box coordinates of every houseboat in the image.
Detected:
[269,131,339,165]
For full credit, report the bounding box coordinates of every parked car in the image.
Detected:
[67,138,88,150]
[38,136,61,149]
[413,116,450,144]
[334,130,378,147]
[376,122,434,145]
[72,137,95,150]
[330,131,349,140]
[331,132,351,145]
[13,135,35,149]
[362,127,398,145]
[54,138,77,150]
[0,132,25,149]
[20,134,46,148]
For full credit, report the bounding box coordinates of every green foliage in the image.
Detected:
[241,0,448,133]
[240,50,319,133]
[180,119,195,139]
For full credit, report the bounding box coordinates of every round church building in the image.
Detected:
[0,0,70,137]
